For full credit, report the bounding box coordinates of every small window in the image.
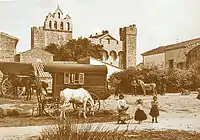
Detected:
[64,73,84,85]
[79,73,84,84]
[54,21,57,29]
[49,21,52,29]
[177,62,185,70]
[107,38,110,44]
[60,22,63,30]
[169,59,174,69]
[58,12,60,18]
[67,22,70,31]
[64,73,70,84]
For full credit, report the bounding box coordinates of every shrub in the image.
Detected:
[109,64,199,94]
[38,119,128,140]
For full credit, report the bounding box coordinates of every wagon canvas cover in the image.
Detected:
[0,62,34,74]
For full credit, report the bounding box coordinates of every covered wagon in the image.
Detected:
[43,63,110,101]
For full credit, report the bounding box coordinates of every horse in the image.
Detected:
[137,79,157,96]
[8,73,48,100]
[59,88,95,120]
[8,73,32,99]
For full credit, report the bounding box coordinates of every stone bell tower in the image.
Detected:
[119,24,137,68]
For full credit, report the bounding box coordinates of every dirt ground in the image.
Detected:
[1,93,200,128]
[1,93,200,139]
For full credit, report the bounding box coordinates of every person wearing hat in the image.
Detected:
[134,99,147,124]
[117,94,130,124]
[149,96,159,123]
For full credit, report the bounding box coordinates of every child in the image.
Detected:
[134,99,147,124]
[117,94,130,124]
[149,96,159,123]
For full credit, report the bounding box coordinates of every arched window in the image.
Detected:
[110,50,117,61]
[54,21,57,29]
[67,22,70,31]
[49,21,52,29]
[58,12,60,18]
[60,22,63,30]
[102,50,108,61]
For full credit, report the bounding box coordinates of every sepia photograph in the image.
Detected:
[0,0,200,139]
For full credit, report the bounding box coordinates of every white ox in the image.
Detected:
[59,88,95,120]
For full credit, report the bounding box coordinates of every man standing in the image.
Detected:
[131,78,137,96]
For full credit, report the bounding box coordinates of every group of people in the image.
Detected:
[116,94,159,124]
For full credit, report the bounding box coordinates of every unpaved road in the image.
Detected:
[1,93,200,139]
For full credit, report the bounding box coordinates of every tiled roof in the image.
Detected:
[141,38,200,56]
[89,33,106,39]
[32,63,52,78]
[89,30,118,41]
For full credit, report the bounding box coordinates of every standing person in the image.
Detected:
[117,94,131,124]
[114,79,121,97]
[149,96,159,123]
[131,78,137,96]
[134,99,147,124]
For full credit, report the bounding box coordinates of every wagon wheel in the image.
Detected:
[72,93,100,112]
[43,98,61,117]
[1,78,24,97]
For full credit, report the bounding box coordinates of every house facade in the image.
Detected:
[0,32,19,62]
[186,45,200,67]
[89,24,137,69]
[142,38,200,69]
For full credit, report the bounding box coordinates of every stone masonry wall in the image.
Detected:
[31,27,45,49]
[44,30,72,46]
[20,48,53,63]
[120,25,137,68]
[31,27,72,49]
[0,34,18,62]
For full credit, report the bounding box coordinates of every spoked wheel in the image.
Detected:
[43,98,61,117]
[1,78,24,98]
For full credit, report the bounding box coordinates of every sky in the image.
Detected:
[0,0,200,64]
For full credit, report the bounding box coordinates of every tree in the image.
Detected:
[45,38,104,61]
[45,43,62,60]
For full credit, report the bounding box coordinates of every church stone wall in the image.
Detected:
[44,30,72,46]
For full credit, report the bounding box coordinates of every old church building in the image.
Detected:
[31,5,72,49]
